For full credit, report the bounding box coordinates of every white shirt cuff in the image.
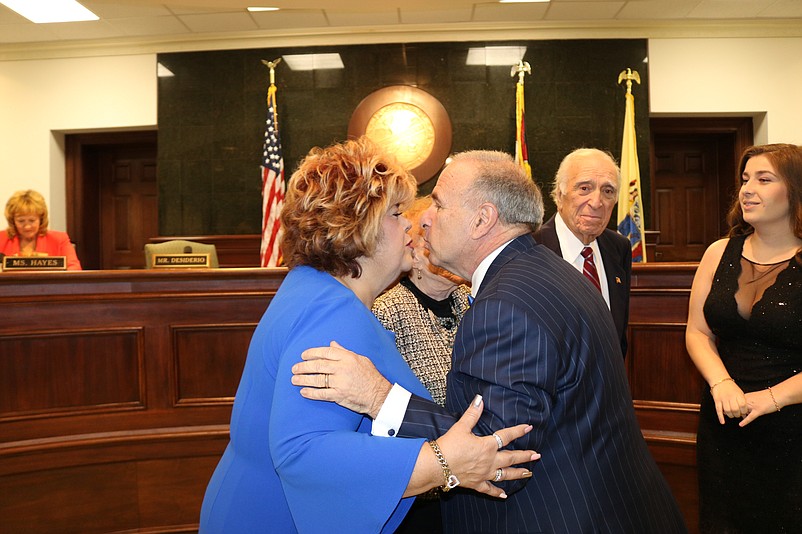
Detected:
[371,383,411,437]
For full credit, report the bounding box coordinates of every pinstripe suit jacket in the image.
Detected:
[400,234,685,534]
[532,215,632,357]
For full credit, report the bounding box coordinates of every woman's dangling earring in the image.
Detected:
[416,268,422,280]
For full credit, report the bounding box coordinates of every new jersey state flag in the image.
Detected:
[616,89,646,263]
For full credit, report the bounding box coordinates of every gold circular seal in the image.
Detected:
[348,86,452,184]
[365,102,435,171]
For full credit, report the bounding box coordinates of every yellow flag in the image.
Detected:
[616,90,646,262]
[515,82,532,178]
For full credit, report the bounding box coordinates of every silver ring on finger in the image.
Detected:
[493,468,503,482]
[492,432,503,450]
[324,373,329,389]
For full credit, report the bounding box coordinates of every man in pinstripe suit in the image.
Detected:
[294,150,686,533]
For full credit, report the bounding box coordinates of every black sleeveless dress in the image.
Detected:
[698,235,802,533]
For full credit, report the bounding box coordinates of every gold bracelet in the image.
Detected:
[427,440,460,492]
[709,377,734,393]
[767,386,782,412]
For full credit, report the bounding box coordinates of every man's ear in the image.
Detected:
[470,202,499,238]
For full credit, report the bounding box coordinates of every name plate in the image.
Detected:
[2,256,67,271]
[151,253,211,268]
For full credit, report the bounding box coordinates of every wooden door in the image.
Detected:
[66,131,158,270]
[99,146,158,269]
[652,136,723,261]
[649,118,753,262]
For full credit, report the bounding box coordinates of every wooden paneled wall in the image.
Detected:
[0,269,283,533]
[0,263,703,533]
[629,262,702,533]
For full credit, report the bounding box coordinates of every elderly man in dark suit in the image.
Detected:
[293,150,686,534]
[533,148,632,357]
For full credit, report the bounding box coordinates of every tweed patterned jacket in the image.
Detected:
[372,281,471,406]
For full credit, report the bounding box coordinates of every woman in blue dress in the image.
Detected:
[199,137,537,533]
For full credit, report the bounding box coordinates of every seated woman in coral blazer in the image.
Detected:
[1,189,82,270]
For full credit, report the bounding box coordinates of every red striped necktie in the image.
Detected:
[581,246,602,293]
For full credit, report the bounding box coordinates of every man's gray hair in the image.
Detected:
[551,148,621,209]
[450,150,543,232]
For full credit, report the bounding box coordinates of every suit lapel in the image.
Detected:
[534,215,562,255]
[597,231,625,296]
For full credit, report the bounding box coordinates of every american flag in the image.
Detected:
[260,82,285,267]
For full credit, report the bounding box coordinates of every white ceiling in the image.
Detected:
[2,0,802,59]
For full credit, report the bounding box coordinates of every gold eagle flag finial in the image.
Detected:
[617,68,641,95]
[511,60,532,85]
[261,57,282,85]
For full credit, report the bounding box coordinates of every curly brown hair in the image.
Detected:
[280,137,417,278]
[5,190,49,238]
[726,143,802,239]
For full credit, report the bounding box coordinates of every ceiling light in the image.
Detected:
[247,7,280,12]
[0,0,98,23]
[283,54,344,71]
[466,46,527,66]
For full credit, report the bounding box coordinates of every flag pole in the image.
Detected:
[616,68,647,263]
[511,60,532,178]
[259,57,286,268]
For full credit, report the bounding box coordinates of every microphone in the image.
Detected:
[183,246,192,254]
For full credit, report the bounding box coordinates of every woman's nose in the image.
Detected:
[741,179,754,194]
[400,215,412,232]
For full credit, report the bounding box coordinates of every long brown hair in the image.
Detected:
[726,143,802,239]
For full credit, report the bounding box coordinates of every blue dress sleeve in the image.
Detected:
[268,292,427,533]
